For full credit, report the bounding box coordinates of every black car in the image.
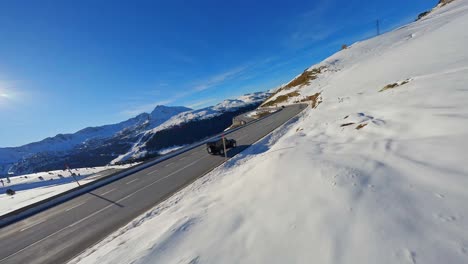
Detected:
[206,138,236,155]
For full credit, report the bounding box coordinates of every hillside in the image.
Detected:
[71,1,468,264]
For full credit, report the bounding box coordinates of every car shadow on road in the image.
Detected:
[89,192,124,208]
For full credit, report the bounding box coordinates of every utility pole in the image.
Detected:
[376,19,381,36]
[222,135,227,161]
[66,164,81,187]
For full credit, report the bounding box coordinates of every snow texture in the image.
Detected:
[72,2,468,264]
[0,164,136,216]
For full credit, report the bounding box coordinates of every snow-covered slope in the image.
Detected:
[0,163,137,216]
[72,1,468,264]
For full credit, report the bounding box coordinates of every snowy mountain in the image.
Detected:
[0,92,270,175]
[72,1,468,264]
[0,105,191,175]
[111,92,270,164]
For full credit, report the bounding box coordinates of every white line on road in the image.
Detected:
[0,107,307,262]
[19,219,45,232]
[126,179,138,185]
[179,156,185,161]
[3,107,306,260]
[0,155,210,263]
[147,169,158,175]
[100,188,116,196]
[65,202,86,212]
[121,156,207,201]
[164,162,173,167]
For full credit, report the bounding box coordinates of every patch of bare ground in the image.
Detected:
[356,123,368,130]
[417,11,431,20]
[417,0,456,21]
[283,66,327,90]
[300,92,322,109]
[262,91,300,107]
[439,0,456,7]
[379,79,411,92]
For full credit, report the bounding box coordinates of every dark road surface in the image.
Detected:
[0,104,306,264]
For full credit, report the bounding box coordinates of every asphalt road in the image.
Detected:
[0,104,307,264]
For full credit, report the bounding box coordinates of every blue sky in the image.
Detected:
[0,0,436,147]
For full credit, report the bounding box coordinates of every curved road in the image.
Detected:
[0,104,306,264]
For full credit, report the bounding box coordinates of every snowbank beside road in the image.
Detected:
[0,164,136,216]
[72,1,468,264]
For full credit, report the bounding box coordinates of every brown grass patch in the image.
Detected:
[379,79,410,92]
[355,123,368,130]
[439,0,455,7]
[300,92,322,109]
[416,11,431,20]
[283,66,327,90]
[262,91,300,107]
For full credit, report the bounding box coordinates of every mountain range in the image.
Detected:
[0,92,269,175]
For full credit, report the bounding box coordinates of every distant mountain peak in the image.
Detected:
[150,105,191,115]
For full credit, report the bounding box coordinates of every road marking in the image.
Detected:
[165,162,173,167]
[65,202,85,212]
[0,107,307,262]
[179,156,185,161]
[100,188,116,195]
[147,169,158,175]
[126,178,138,185]
[0,155,210,263]
[19,219,45,232]
[121,156,207,201]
